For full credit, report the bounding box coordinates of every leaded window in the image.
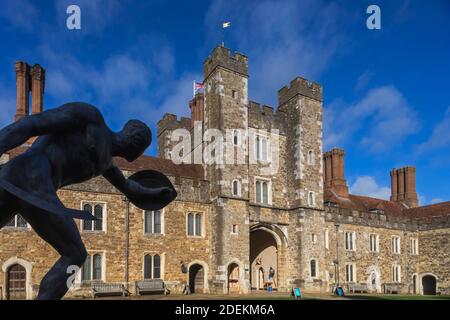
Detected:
[145,210,162,234]
[82,203,105,232]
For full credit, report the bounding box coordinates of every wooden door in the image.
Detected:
[7,264,26,300]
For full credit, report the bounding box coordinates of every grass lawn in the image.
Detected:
[345,294,450,300]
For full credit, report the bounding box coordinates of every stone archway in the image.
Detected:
[2,257,33,300]
[187,260,209,294]
[227,262,240,294]
[366,266,381,293]
[250,224,287,291]
[189,264,205,294]
[422,275,437,295]
[257,267,265,290]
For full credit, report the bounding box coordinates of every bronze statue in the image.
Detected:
[0,102,177,299]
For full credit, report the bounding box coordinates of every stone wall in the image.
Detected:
[0,174,211,299]
[418,228,450,294]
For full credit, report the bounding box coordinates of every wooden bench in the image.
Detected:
[135,279,169,296]
[347,283,369,293]
[383,283,400,294]
[92,283,129,298]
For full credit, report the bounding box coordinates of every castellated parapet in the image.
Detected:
[204,46,248,80]
[247,101,287,134]
[278,77,323,105]
[157,113,192,159]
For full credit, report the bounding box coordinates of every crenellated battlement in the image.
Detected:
[278,76,323,106]
[247,100,289,133]
[204,45,248,80]
[248,101,275,115]
[157,113,192,136]
[325,205,450,231]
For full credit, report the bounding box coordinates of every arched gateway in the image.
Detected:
[422,275,437,295]
[250,223,288,291]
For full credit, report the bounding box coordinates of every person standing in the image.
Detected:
[268,267,276,290]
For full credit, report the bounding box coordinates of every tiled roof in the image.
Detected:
[404,201,450,221]
[5,147,204,180]
[325,189,449,220]
[114,155,204,179]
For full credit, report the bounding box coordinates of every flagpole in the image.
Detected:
[221,22,224,47]
[193,80,195,98]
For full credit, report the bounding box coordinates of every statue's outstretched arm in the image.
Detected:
[103,164,173,199]
[0,102,102,155]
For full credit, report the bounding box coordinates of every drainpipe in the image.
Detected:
[123,197,130,290]
[334,223,340,288]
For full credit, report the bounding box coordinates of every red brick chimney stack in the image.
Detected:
[15,61,30,121]
[390,166,418,208]
[390,169,398,201]
[15,61,46,122]
[189,92,204,128]
[323,147,349,198]
[31,64,45,115]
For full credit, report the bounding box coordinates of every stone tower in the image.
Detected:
[278,77,324,210]
[277,77,326,290]
[203,46,251,293]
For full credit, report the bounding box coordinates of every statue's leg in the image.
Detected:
[0,189,15,228]
[20,206,87,300]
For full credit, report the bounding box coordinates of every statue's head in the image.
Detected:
[118,120,151,161]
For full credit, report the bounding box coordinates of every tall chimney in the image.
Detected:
[323,152,333,188]
[390,166,418,208]
[15,61,30,121]
[323,148,348,197]
[397,168,405,201]
[31,64,45,114]
[390,169,398,201]
[404,166,418,208]
[189,92,204,127]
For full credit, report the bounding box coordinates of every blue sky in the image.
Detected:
[0,0,449,204]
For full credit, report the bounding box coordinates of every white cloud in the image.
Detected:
[415,106,450,154]
[418,194,426,206]
[204,0,351,106]
[430,198,443,205]
[324,86,420,152]
[36,39,196,131]
[349,176,391,200]
[354,70,373,93]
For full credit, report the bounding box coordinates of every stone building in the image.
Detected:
[0,46,449,299]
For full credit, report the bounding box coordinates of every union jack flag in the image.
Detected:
[193,81,205,97]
